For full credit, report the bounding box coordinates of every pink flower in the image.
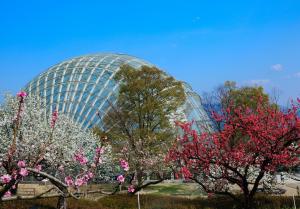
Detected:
[4,190,11,198]
[19,168,29,177]
[96,147,104,154]
[65,176,74,186]
[17,160,26,168]
[75,178,86,187]
[117,175,125,183]
[51,111,58,128]
[181,167,192,179]
[91,163,96,168]
[87,171,94,179]
[74,152,88,165]
[128,185,135,193]
[84,171,94,181]
[17,91,27,100]
[1,174,12,184]
[35,165,42,172]
[120,159,129,171]
[97,157,103,164]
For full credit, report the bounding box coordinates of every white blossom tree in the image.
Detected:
[0,92,113,209]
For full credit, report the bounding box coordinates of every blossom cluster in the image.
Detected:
[116,159,135,193]
[0,160,37,197]
[0,92,112,199]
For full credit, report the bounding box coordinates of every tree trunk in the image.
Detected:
[243,195,254,209]
[57,195,67,209]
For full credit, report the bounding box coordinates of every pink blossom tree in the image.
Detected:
[168,98,300,209]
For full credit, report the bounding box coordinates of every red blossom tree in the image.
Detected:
[168,98,300,209]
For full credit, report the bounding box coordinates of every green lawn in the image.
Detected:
[142,182,204,197]
[1,183,300,209]
[1,194,300,209]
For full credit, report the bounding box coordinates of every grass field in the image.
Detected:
[141,182,203,197]
[1,182,299,209]
[1,194,300,209]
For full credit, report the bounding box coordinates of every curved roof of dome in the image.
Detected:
[24,53,212,131]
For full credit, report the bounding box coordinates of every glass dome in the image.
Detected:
[24,53,212,132]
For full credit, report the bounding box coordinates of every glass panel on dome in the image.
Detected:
[85,108,96,123]
[81,92,89,102]
[94,100,102,109]
[74,92,81,101]
[74,105,83,121]
[81,73,89,82]
[90,74,98,83]
[46,95,51,105]
[85,84,94,94]
[61,83,68,92]
[84,68,92,75]
[68,62,76,68]
[54,75,63,85]
[63,73,71,83]
[60,91,66,101]
[88,62,96,67]
[93,68,104,75]
[46,88,52,97]
[93,84,103,95]
[72,73,81,81]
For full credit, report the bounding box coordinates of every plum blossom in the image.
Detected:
[128,185,135,193]
[19,168,29,177]
[0,94,113,199]
[86,171,94,179]
[17,91,27,100]
[65,176,74,186]
[17,160,26,168]
[4,190,12,198]
[35,164,42,172]
[117,175,125,183]
[51,110,58,128]
[74,151,88,165]
[84,172,94,181]
[120,159,129,171]
[96,147,105,154]
[75,178,85,187]
[97,157,103,164]
[181,166,192,179]
[1,174,12,184]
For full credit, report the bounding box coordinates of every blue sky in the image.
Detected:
[0,0,299,105]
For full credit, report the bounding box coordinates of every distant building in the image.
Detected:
[24,53,212,132]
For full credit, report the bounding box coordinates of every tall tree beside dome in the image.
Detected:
[102,64,186,193]
[203,81,276,131]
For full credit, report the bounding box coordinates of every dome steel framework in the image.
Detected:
[24,53,212,131]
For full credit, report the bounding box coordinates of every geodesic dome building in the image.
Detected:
[24,53,212,132]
